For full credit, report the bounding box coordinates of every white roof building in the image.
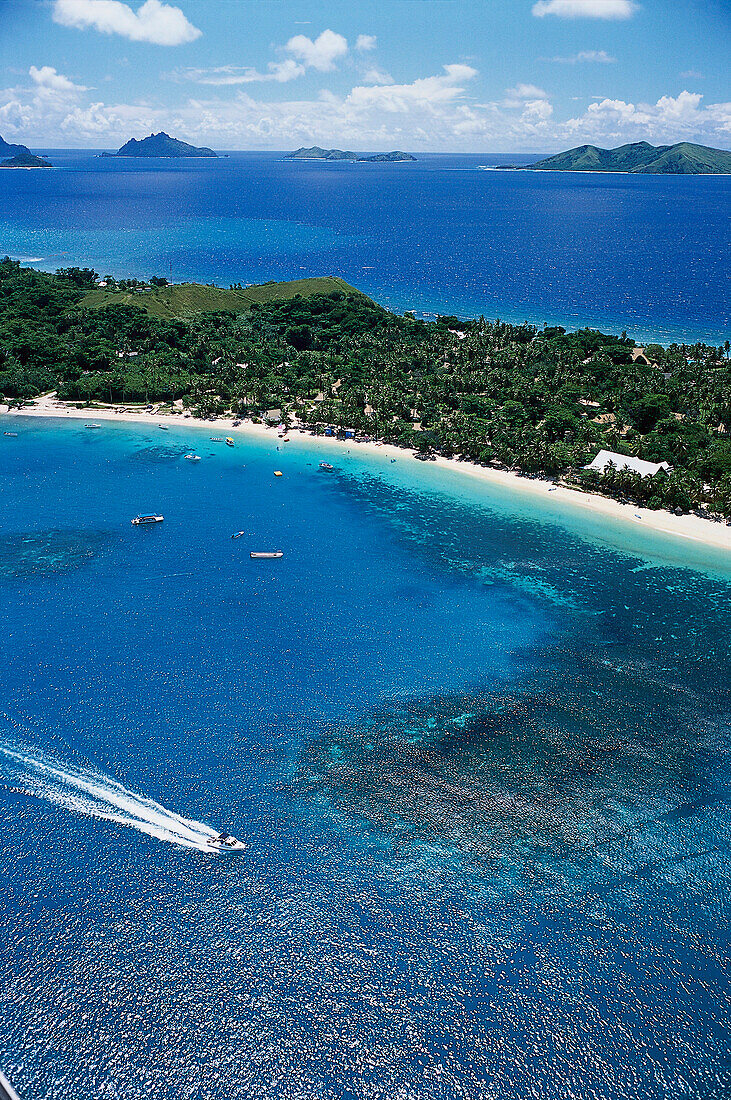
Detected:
[585,449,672,478]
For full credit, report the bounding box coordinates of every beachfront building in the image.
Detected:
[585,450,672,478]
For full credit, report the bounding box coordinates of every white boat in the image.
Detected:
[250,550,283,559]
[231,531,245,539]
[225,437,234,447]
[158,424,169,430]
[85,423,102,430]
[131,514,164,526]
[207,831,247,853]
[319,462,334,471]
[3,432,18,437]
[210,437,224,442]
[184,454,201,462]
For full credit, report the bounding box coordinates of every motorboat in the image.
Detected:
[210,437,224,443]
[3,432,18,437]
[274,470,283,477]
[231,530,245,539]
[250,550,283,559]
[225,437,234,447]
[85,423,102,430]
[184,454,201,462]
[207,831,247,853]
[131,514,164,526]
[158,424,169,430]
[319,462,334,471]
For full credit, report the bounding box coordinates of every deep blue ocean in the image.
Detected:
[0,417,730,1099]
[0,150,729,343]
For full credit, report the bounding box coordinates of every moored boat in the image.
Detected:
[85,423,101,430]
[319,462,334,471]
[184,454,201,462]
[131,514,164,526]
[225,437,234,447]
[250,550,283,559]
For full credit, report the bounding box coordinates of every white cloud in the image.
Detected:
[533,0,637,18]
[285,29,348,72]
[52,0,201,46]
[174,60,305,85]
[363,69,394,86]
[29,65,87,94]
[505,83,549,101]
[345,65,477,113]
[550,50,617,63]
[355,35,377,52]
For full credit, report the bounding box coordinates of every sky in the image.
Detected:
[0,0,729,152]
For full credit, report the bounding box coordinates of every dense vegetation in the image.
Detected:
[1,259,730,517]
[529,140,731,175]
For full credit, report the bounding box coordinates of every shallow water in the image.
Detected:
[1,417,730,1099]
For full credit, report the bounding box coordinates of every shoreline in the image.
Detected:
[4,396,730,556]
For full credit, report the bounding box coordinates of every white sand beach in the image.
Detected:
[4,393,731,555]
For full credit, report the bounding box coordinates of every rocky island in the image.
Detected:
[101,132,218,158]
[1,152,52,169]
[286,146,416,162]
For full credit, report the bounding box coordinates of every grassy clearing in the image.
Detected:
[80,276,364,319]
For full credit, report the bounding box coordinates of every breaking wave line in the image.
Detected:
[0,741,218,851]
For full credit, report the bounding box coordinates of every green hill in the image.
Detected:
[102,132,218,158]
[80,276,365,319]
[285,146,416,162]
[529,140,731,174]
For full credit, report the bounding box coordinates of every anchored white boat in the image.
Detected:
[85,423,102,430]
[250,550,283,559]
[319,462,334,471]
[207,831,247,853]
[131,514,164,526]
[184,454,201,462]
[225,437,234,447]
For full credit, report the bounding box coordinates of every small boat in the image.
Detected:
[85,423,102,430]
[207,831,247,853]
[3,431,18,437]
[184,454,201,462]
[319,462,334,471]
[282,437,290,443]
[210,437,224,443]
[274,470,283,477]
[250,550,283,559]
[131,514,164,526]
[231,531,245,539]
[225,437,234,447]
[158,424,169,431]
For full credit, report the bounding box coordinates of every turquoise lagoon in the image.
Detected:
[0,416,730,1099]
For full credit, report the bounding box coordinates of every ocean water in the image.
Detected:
[0,150,729,343]
[0,416,730,1099]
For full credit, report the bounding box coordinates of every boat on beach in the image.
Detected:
[131,514,164,526]
[207,831,247,853]
[250,550,283,559]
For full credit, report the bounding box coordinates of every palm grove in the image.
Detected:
[1,259,730,517]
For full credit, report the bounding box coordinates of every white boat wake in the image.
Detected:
[0,741,219,851]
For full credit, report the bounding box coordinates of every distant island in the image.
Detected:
[0,133,32,159]
[101,132,218,158]
[286,147,416,162]
[0,152,52,169]
[524,141,731,175]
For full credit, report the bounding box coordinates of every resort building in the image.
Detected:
[585,450,672,478]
